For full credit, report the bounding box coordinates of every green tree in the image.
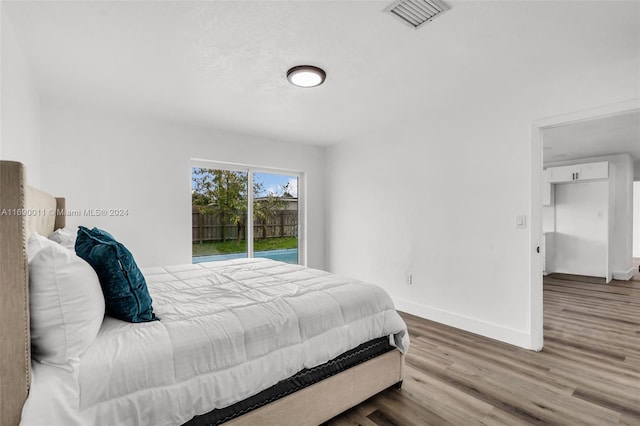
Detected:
[192,169,293,244]
[192,168,255,243]
[281,181,295,198]
[254,193,286,239]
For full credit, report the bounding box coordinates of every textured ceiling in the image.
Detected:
[3,1,639,147]
[543,111,640,165]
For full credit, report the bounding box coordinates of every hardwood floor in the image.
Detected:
[325,262,640,425]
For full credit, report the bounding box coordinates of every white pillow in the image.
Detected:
[48,226,77,250]
[29,242,105,368]
[27,232,59,263]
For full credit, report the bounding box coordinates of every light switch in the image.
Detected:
[516,214,527,229]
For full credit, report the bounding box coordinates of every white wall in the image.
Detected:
[0,7,41,185]
[545,154,635,279]
[542,194,555,234]
[39,98,326,269]
[553,181,608,278]
[325,58,639,349]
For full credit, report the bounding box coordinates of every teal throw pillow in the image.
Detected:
[75,226,157,323]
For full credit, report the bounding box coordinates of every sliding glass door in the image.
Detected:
[191,164,301,265]
[252,172,299,264]
[192,168,249,260]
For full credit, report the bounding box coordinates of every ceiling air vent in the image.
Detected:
[385,0,450,29]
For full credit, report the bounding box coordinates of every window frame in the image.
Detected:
[191,159,306,266]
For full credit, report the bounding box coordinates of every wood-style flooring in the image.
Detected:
[325,260,640,425]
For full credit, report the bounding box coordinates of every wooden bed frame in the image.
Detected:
[0,160,404,426]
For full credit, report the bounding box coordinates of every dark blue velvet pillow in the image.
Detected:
[75,226,157,323]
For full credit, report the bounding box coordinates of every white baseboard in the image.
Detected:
[393,297,535,350]
[612,268,634,281]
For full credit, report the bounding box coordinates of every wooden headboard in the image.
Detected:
[0,161,65,426]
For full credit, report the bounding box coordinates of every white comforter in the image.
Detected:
[21,258,409,426]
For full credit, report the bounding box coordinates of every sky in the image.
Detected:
[192,168,297,198]
[256,172,298,197]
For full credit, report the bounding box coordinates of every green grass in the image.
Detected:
[192,236,298,256]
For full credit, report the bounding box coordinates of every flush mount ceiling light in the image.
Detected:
[286,65,326,88]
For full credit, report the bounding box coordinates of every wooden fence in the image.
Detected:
[192,206,298,243]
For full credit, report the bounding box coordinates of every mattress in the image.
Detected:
[185,336,395,425]
[21,258,409,426]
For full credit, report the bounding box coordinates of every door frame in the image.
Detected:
[529,99,640,351]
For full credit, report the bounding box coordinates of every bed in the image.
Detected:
[0,160,408,426]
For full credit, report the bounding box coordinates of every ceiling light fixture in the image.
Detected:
[286,65,326,88]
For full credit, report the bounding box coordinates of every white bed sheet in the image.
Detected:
[21,258,409,426]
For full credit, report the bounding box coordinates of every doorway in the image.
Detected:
[530,100,640,350]
[634,181,640,269]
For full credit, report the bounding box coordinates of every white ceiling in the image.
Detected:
[543,111,640,165]
[3,1,639,146]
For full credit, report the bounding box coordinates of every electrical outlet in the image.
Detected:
[405,272,413,285]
